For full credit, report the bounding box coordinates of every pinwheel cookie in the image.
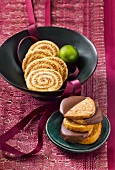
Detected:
[22,49,53,72]
[46,57,68,82]
[24,58,60,80]
[26,69,63,92]
[22,40,69,92]
[28,40,59,56]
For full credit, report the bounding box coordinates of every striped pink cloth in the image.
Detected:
[104,0,115,169]
[0,0,110,169]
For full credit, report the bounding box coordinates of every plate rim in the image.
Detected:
[46,112,111,153]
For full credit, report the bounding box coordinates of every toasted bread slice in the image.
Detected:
[64,97,95,119]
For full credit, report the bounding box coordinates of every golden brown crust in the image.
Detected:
[71,119,88,125]
[64,97,96,119]
[78,123,102,144]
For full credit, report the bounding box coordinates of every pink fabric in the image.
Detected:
[45,0,51,26]
[0,0,108,169]
[0,0,81,161]
[0,79,81,159]
[25,0,36,25]
[104,0,115,169]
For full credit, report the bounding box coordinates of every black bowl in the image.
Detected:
[0,26,98,100]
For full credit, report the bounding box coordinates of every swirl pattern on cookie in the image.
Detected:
[26,69,63,92]
[46,56,68,82]
[28,40,59,56]
[24,58,60,80]
[22,49,53,72]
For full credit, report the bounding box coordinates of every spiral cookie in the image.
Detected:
[46,57,68,82]
[28,40,59,56]
[24,58,60,80]
[26,69,63,92]
[22,40,69,92]
[22,49,53,72]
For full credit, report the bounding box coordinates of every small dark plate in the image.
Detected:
[46,111,111,153]
[0,26,97,100]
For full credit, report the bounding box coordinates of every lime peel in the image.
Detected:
[59,45,79,64]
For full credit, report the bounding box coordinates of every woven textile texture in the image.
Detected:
[0,0,107,170]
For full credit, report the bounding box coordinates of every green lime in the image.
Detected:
[59,45,79,64]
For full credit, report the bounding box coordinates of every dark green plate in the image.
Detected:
[46,111,111,153]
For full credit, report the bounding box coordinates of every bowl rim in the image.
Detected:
[0,26,98,98]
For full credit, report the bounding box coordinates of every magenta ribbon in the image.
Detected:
[25,0,51,37]
[0,0,81,159]
[25,0,39,39]
[0,80,81,159]
[45,0,51,26]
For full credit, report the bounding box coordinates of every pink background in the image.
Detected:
[0,0,108,169]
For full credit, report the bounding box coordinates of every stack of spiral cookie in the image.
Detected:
[60,97,104,144]
[22,40,68,92]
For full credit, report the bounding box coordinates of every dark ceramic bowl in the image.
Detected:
[0,26,98,100]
